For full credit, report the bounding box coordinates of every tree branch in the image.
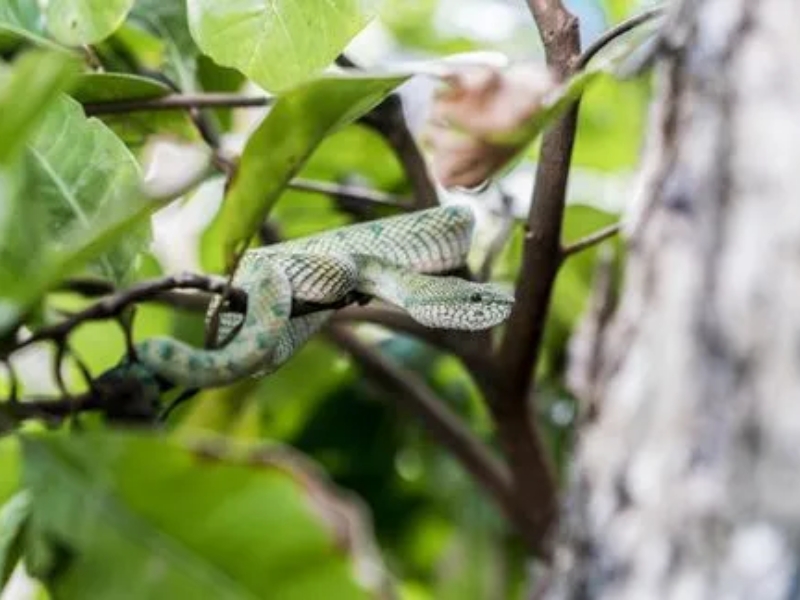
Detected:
[481,0,582,557]
[561,223,621,258]
[12,274,248,354]
[289,178,413,213]
[326,325,545,543]
[360,94,439,208]
[82,93,273,115]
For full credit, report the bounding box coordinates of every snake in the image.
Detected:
[133,205,514,388]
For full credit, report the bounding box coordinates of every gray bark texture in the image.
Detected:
[547,0,800,598]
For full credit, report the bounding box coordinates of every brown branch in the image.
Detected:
[326,325,543,541]
[561,223,621,258]
[13,274,248,354]
[289,178,413,212]
[360,95,439,208]
[82,93,273,115]
[480,0,582,558]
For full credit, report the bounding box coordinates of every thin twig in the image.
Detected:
[561,223,621,258]
[576,6,665,70]
[11,274,248,355]
[82,93,273,115]
[289,178,413,211]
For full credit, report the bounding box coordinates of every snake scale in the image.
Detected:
[134,205,513,388]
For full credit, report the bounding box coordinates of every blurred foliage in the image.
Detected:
[0,0,649,597]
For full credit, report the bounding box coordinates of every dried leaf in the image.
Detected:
[424,62,556,188]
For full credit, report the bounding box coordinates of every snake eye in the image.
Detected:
[469,292,483,303]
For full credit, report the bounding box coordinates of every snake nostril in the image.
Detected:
[469,293,482,303]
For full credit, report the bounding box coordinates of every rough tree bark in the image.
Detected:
[548,0,800,597]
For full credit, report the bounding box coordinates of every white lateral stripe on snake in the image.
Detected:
[134,205,514,388]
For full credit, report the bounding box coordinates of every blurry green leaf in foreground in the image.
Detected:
[22,432,388,599]
[202,73,405,271]
[0,51,79,332]
[45,0,134,45]
[187,0,377,92]
[26,95,149,284]
[0,89,156,333]
[0,51,78,164]
[0,1,63,53]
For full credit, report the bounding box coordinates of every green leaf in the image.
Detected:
[69,73,197,144]
[0,0,59,53]
[603,0,637,23]
[0,491,29,589]
[187,0,378,91]
[26,95,147,284]
[0,93,158,333]
[69,72,171,103]
[572,73,650,172]
[129,0,198,90]
[22,432,387,599]
[0,52,79,331]
[45,0,134,45]
[0,51,79,164]
[202,73,405,271]
[0,436,20,507]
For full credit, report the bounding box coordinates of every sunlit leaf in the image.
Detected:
[572,72,650,172]
[187,0,378,91]
[22,432,389,599]
[45,0,134,45]
[0,52,79,164]
[202,73,405,272]
[0,436,20,507]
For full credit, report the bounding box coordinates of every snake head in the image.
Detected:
[406,278,514,331]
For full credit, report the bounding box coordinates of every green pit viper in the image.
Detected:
[133,205,513,388]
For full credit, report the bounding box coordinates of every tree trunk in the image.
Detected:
[548,0,800,597]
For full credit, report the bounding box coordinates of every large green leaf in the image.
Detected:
[187,0,377,92]
[202,73,405,272]
[0,52,79,164]
[22,432,387,599]
[0,91,157,334]
[45,0,134,45]
[26,94,147,284]
[0,52,79,332]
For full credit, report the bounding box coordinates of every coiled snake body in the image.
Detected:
[135,205,513,388]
